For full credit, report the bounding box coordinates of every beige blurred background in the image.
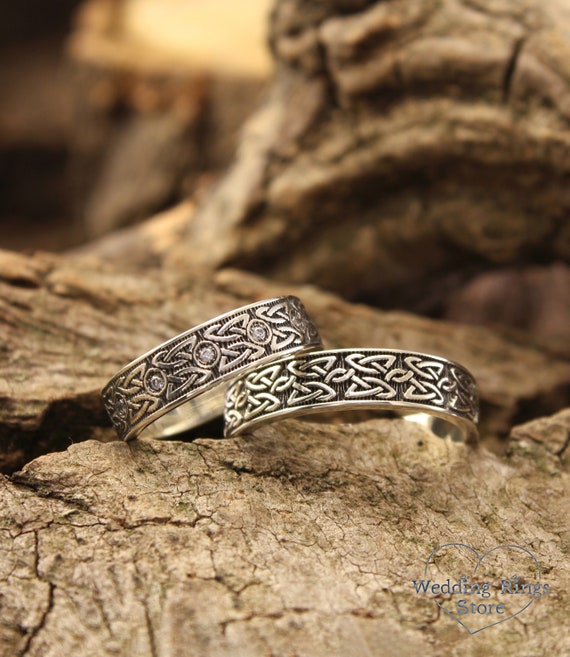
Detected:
[0,0,272,251]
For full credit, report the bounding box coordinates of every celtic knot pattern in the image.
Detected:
[224,349,479,440]
[102,296,321,440]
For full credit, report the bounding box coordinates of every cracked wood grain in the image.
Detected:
[183,0,570,312]
[1,409,568,656]
[1,2,569,654]
[0,246,568,655]
[1,249,569,472]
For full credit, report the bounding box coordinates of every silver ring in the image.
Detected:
[224,349,479,442]
[102,296,322,440]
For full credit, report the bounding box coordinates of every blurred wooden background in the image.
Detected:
[0,0,271,249]
[1,0,569,340]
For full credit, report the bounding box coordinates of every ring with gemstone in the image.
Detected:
[224,348,479,443]
[102,297,322,440]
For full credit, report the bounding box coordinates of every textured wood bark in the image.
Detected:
[1,1,570,653]
[185,0,570,313]
[1,246,569,473]
[1,409,568,655]
[1,242,569,653]
[67,0,271,238]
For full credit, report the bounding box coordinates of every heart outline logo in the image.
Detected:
[423,543,543,634]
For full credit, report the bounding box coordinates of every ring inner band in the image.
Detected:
[139,386,226,440]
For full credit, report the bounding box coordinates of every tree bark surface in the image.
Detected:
[2,1,570,653]
[1,241,570,654]
[184,0,570,310]
[2,246,569,472]
[1,408,568,656]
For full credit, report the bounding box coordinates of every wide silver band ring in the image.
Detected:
[102,296,322,440]
[224,349,479,442]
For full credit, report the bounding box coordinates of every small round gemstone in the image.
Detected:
[248,320,271,345]
[149,372,165,392]
[252,325,267,340]
[144,368,167,394]
[196,341,219,366]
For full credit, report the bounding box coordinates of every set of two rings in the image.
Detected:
[102,296,479,443]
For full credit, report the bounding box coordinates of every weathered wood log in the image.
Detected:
[1,246,569,471]
[1,406,568,655]
[1,236,569,654]
[67,0,272,238]
[185,0,570,315]
[1,3,569,652]
[68,199,194,268]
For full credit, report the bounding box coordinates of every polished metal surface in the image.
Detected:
[102,296,321,440]
[224,349,479,442]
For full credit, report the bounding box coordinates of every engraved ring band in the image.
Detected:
[224,349,479,443]
[102,297,322,440]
